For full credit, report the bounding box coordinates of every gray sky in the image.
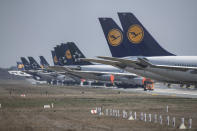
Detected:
[0,0,197,68]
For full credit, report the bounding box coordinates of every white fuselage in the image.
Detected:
[80,64,125,73]
[72,64,143,85]
[8,70,32,77]
[126,56,197,84]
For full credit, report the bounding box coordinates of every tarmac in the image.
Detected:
[116,83,197,98]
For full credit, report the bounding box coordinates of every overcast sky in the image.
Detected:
[0,0,197,68]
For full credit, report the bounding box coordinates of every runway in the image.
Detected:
[115,83,197,98]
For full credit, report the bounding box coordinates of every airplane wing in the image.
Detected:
[84,56,197,72]
[97,56,146,68]
[47,65,138,81]
[80,58,127,68]
[96,56,197,72]
[47,66,70,72]
[83,57,144,69]
[83,56,197,72]
[47,66,83,79]
[97,56,138,64]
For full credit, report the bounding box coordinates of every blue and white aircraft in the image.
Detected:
[82,13,197,87]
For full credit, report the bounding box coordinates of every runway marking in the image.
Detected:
[115,87,197,98]
[154,89,197,96]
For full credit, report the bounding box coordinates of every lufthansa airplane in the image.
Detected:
[12,56,74,84]
[82,13,197,88]
[48,42,144,88]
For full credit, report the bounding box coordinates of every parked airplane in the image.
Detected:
[83,14,172,82]
[28,57,42,70]
[12,56,75,84]
[82,12,197,87]
[51,50,59,66]
[49,42,145,88]
[19,57,54,82]
[8,62,32,77]
[52,43,92,66]
[40,56,50,68]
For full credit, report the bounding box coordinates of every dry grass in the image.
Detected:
[0,80,196,131]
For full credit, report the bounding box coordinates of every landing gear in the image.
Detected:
[56,80,59,85]
[88,81,92,87]
[186,84,191,89]
[80,81,84,86]
[143,86,147,91]
[51,79,54,85]
[61,80,64,86]
[180,84,184,88]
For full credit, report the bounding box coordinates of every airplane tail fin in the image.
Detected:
[27,57,41,69]
[53,43,73,65]
[39,56,49,68]
[51,50,59,66]
[118,12,174,56]
[20,57,32,70]
[53,43,92,66]
[54,43,73,66]
[98,18,129,57]
[54,45,65,66]
[66,42,93,65]
[16,62,24,71]
[57,43,72,65]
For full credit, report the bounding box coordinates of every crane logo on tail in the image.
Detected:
[127,25,144,44]
[107,29,123,46]
[65,49,72,59]
[54,56,58,63]
[17,64,24,69]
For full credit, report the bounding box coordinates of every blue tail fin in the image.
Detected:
[59,43,73,65]
[54,43,74,66]
[53,43,73,65]
[66,42,92,65]
[118,12,174,56]
[54,44,68,66]
[54,45,64,66]
[16,62,24,71]
[99,18,129,57]
[53,42,92,66]
[28,57,41,69]
[39,56,50,68]
[20,57,32,70]
[51,50,59,66]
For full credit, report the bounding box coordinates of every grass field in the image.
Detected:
[0,80,196,131]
